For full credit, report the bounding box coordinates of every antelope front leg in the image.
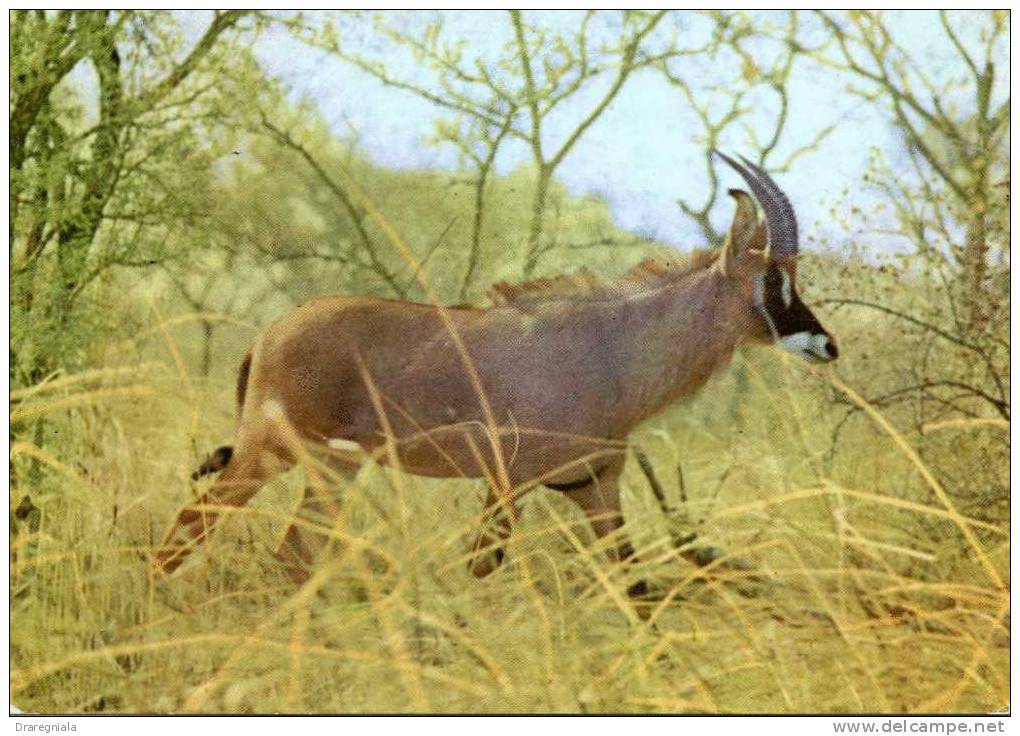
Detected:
[468,486,519,578]
[559,465,649,608]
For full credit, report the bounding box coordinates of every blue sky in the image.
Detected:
[191,11,1009,256]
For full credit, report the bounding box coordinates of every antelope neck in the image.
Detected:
[608,264,746,424]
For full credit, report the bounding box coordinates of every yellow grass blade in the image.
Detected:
[10,385,155,424]
[821,370,1006,591]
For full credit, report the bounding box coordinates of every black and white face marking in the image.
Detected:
[755,262,838,363]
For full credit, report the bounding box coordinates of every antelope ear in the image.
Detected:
[721,188,766,276]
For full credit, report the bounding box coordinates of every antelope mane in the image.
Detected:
[487,250,719,308]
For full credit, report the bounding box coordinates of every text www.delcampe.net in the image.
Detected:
[833,721,1007,734]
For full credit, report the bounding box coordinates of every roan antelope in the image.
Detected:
[153,153,838,597]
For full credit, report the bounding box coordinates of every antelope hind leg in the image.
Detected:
[273,457,357,585]
[154,444,292,576]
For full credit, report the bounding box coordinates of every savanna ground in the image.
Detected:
[10,10,1009,714]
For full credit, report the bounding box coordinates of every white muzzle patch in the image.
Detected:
[777,331,835,363]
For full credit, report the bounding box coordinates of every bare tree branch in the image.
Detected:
[259,116,407,298]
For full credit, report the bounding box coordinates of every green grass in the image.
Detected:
[9,323,1009,714]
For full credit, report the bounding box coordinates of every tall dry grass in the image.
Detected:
[9,316,1009,712]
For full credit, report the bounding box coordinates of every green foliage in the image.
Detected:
[10,10,263,385]
[195,120,666,316]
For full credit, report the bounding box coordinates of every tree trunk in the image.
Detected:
[523,169,550,277]
[460,169,490,302]
[962,210,989,334]
[200,321,214,377]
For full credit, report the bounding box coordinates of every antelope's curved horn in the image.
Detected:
[737,155,799,257]
[712,150,800,258]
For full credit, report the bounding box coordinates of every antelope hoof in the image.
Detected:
[281,564,312,586]
[468,547,505,579]
[627,580,653,621]
[627,579,648,598]
[272,548,314,586]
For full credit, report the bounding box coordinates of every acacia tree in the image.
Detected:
[804,11,1010,431]
[812,10,1009,334]
[9,10,262,383]
[429,107,518,300]
[287,10,710,281]
[661,11,834,243]
[508,10,671,274]
[765,11,1012,525]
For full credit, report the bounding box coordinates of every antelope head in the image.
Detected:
[714,151,838,364]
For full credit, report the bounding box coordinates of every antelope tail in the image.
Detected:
[189,351,253,481]
[191,445,233,480]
